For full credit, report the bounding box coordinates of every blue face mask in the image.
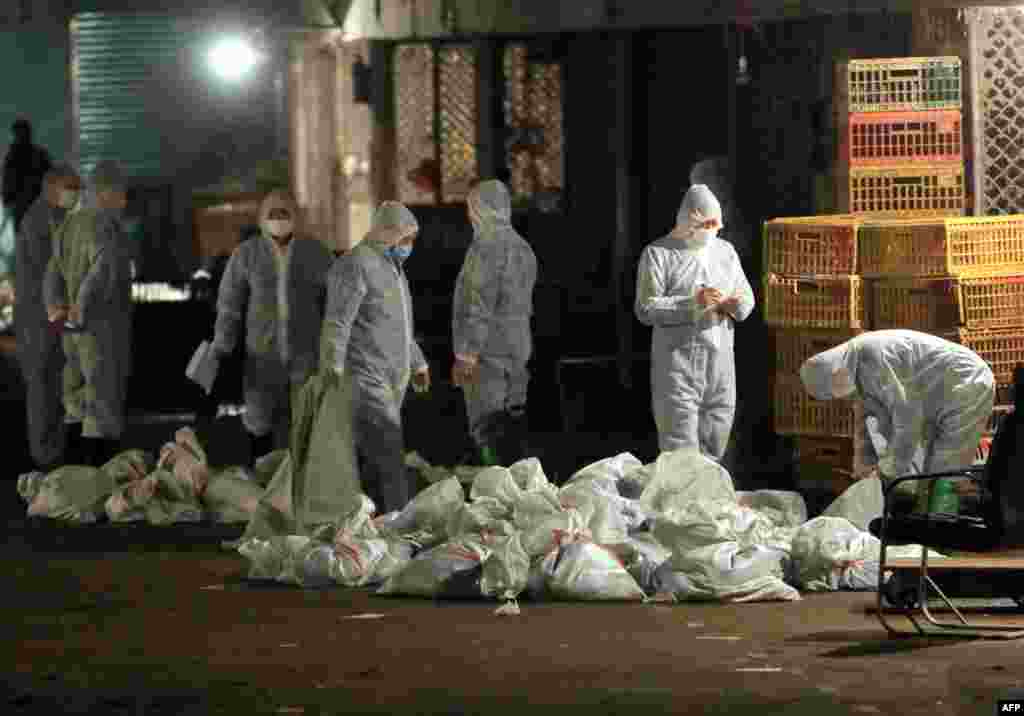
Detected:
[388,245,413,262]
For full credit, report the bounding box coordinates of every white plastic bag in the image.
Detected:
[382,477,465,537]
[639,448,736,514]
[480,533,531,600]
[788,516,880,592]
[202,472,265,524]
[332,537,415,587]
[508,457,555,495]
[566,453,643,490]
[27,466,116,523]
[446,497,512,538]
[542,540,647,602]
[469,467,522,512]
[518,508,590,559]
[821,477,884,533]
[377,537,492,598]
[657,542,800,603]
[736,490,808,528]
[652,498,781,556]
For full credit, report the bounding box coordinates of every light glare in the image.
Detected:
[209,36,261,81]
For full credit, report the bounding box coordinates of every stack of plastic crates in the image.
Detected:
[834,56,964,218]
[762,216,869,495]
[860,214,1024,408]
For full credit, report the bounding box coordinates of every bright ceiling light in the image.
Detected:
[208,36,262,81]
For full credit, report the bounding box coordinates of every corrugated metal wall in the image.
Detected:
[70,12,195,179]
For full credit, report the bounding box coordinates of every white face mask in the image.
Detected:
[265,220,293,239]
[830,367,857,398]
[58,190,79,209]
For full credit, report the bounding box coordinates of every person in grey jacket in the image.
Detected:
[452,179,538,466]
[211,190,331,464]
[321,201,430,514]
[16,162,80,469]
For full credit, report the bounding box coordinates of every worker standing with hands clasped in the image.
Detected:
[16,163,80,470]
[44,160,133,467]
[634,184,755,461]
[210,190,331,465]
[800,329,995,512]
[452,179,537,466]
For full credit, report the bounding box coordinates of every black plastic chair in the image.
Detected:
[868,366,1024,638]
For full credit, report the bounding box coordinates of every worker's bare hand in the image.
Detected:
[412,366,431,394]
[47,304,69,323]
[716,296,741,316]
[452,357,478,387]
[697,287,723,308]
[68,304,82,325]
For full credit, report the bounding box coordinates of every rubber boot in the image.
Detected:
[250,432,275,467]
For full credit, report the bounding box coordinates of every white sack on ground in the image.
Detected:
[655,543,800,602]
[309,495,380,542]
[446,498,513,539]
[617,533,674,595]
[377,537,492,598]
[238,535,315,584]
[513,491,562,527]
[518,509,591,559]
[736,490,808,528]
[480,533,531,600]
[333,536,416,587]
[652,498,787,556]
[788,516,880,591]
[508,457,558,498]
[559,481,649,538]
[540,539,647,602]
[17,472,46,505]
[100,450,155,486]
[137,469,205,525]
[565,453,644,492]
[469,467,523,512]
[26,466,115,523]
[202,470,265,524]
[378,477,465,537]
[821,477,884,533]
[105,475,158,522]
[239,453,298,541]
[639,448,736,514]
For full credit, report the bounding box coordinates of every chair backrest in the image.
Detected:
[982,365,1024,546]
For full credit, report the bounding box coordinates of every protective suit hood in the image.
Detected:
[669,183,723,245]
[365,201,418,248]
[800,341,859,400]
[258,190,298,238]
[468,180,512,239]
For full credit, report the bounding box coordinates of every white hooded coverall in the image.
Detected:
[800,329,995,481]
[634,184,755,459]
[318,201,428,515]
[213,191,331,444]
[452,180,538,448]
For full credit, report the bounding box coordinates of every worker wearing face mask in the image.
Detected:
[635,184,755,461]
[309,201,429,519]
[44,160,133,467]
[211,190,332,465]
[15,163,80,470]
[800,330,995,512]
[452,179,538,466]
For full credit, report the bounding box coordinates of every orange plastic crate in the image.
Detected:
[836,56,962,113]
[858,214,1024,278]
[773,375,862,437]
[763,216,862,275]
[764,274,867,329]
[836,163,965,218]
[838,110,962,168]
[773,328,863,376]
[794,434,871,491]
[872,276,1024,332]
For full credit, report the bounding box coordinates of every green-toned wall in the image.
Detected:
[0,26,69,162]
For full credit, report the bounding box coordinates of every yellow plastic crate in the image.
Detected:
[763,215,862,275]
[836,56,962,114]
[773,328,863,376]
[835,163,965,218]
[773,374,863,437]
[858,214,1024,278]
[872,276,1024,332]
[764,274,867,329]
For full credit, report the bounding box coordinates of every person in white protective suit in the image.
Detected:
[44,160,133,467]
[211,190,332,464]
[452,179,538,466]
[800,329,995,511]
[634,184,755,460]
[15,163,80,470]
[319,201,430,515]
